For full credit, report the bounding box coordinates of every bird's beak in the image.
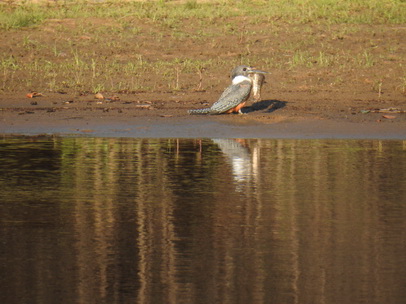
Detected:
[248,67,269,74]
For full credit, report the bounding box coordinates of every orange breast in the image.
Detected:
[225,102,246,114]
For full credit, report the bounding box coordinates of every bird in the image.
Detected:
[188,65,268,115]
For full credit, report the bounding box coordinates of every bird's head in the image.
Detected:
[230,65,268,79]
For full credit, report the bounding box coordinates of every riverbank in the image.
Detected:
[1,1,405,139]
[1,93,404,139]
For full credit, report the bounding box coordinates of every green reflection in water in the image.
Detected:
[0,137,405,304]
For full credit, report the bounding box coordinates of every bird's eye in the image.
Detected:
[243,67,247,71]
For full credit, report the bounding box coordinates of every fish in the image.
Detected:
[249,72,265,102]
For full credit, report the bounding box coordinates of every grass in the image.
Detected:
[0,1,405,95]
[0,0,405,30]
[0,48,216,92]
[0,4,45,29]
[358,51,375,67]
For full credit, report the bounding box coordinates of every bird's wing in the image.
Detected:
[210,81,252,113]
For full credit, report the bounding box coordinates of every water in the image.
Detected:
[0,137,405,304]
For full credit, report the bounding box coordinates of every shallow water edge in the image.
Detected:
[1,117,405,139]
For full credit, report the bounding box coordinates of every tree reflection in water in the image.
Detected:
[0,137,405,304]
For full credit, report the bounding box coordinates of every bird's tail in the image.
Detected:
[188,108,216,115]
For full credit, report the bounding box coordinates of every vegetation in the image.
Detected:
[1,0,405,29]
[0,1,405,94]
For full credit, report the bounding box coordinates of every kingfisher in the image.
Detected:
[188,65,268,115]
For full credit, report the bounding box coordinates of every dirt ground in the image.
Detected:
[0,14,405,137]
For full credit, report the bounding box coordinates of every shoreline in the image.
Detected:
[1,115,405,139]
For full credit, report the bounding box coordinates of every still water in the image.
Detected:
[0,137,405,304]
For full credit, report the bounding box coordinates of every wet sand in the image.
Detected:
[1,91,404,139]
[1,111,404,139]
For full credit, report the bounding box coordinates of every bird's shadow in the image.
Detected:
[242,99,287,114]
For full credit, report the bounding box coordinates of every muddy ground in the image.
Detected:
[0,13,405,138]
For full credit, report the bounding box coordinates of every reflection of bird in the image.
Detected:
[188,65,268,115]
[212,139,251,184]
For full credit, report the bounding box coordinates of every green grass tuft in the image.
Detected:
[0,0,405,29]
[0,5,45,29]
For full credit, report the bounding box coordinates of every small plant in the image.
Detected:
[289,50,311,68]
[317,51,332,67]
[0,56,19,71]
[358,50,375,67]
[372,79,383,97]
[184,0,198,10]
[92,83,105,94]
[397,76,406,94]
[1,56,19,90]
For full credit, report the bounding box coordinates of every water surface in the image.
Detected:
[0,137,405,304]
